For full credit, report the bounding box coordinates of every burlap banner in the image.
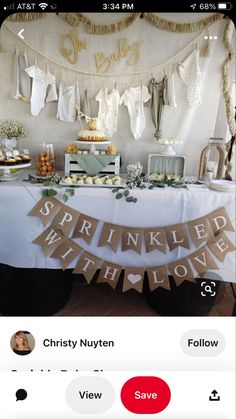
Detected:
[52,203,80,234]
[50,238,83,269]
[28,196,61,226]
[98,223,123,252]
[73,251,102,283]
[208,231,236,262]
[165,223,190,251]
[208,207,235,235]
[72,213,99,244]
[29,198,235,257]
[29,198,235,292]
[97,261,122,289]
[146,265,170,291]
[188,217,214,248]
[33,226,65,256]
[123,268,145,293]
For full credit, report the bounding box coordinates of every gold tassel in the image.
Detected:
[7,13,47,22]
[200,29,211,57]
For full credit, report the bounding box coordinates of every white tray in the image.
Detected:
[60,178,124,188]
[0,163,31,181]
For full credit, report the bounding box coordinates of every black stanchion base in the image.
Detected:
[0,264,73,316]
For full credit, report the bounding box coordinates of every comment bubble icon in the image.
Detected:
[16,389,27,401]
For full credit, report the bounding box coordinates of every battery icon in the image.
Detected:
[217,2,233,9]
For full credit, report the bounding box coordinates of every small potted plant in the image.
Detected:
[0,120,27,152]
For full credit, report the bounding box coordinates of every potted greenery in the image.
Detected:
[0,120,27,152]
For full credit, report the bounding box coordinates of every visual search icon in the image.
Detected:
[16,389,27,402]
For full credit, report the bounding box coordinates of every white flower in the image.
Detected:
[0,120,27,138]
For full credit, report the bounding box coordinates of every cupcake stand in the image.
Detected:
[0,162,31,181]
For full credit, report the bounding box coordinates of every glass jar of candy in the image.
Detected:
[36,143,56,177]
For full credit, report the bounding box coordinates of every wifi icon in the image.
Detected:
[39,3,48,10]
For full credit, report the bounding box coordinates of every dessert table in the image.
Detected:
[0,172,235,315]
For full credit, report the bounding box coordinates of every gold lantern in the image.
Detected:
[198,138,225,181]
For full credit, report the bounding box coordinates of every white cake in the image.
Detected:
[78,129,106,142]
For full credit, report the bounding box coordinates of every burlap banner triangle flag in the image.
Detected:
[28,197,61,226]
[97,261,122,289]
[144,227,166,254]
[73,251,102,283]
[33,226,64,256]
[52,203,80,234]
[98,223,123,252]
[208,207,235,235]
[208,231,236,262]
[188,245,219,276]
[168,257,195,286]
[146,265,170,291]
[187,216,215,248]
[72,213,99,244]
[123,268,145,293]
[122,227,143,255]
[50,238,83,269]
[165,223,190,251]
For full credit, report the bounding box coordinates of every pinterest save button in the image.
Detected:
[121,376,171,414]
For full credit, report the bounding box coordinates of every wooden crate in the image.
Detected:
[148,154,185,177]
[65,154,120,176]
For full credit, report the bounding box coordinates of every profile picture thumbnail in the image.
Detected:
[10,331,35,356]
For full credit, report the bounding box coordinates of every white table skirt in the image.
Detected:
[0,177,235,283]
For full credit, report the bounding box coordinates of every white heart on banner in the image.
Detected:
[128,274,142,284]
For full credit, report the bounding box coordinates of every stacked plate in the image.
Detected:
[208,180,236,192]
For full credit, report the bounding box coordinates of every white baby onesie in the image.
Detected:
[95,88,122,137]
[57,82,80,122]
[178,49,201,107]
[25,65,55,116]
[121,85,151,140]
[12,49,31,102]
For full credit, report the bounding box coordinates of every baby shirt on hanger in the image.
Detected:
[178,49,201,107]
[148,76,169,139]
[57,82,80,122]
[12,49,31,102]
[121,85,151,140]
[25,65,55,116]
[96,88,122,137]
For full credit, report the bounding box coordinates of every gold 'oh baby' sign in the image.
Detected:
[60,29,142,72]
[60,28,87,65]
[95,38,142,73]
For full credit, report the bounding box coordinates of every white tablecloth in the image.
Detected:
[0,176,235,283]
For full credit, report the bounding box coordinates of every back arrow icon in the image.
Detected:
[18,29,24,40]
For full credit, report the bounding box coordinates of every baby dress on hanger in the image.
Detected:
[12,49,31,102]
[95,87,122,137]
[25,65,56,116]
[57,82,80,122]
[121,85,151,140]
[178,49,201,107]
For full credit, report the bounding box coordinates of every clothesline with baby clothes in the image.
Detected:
[11,48,202,140]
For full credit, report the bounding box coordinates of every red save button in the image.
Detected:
[121,376,171,414]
